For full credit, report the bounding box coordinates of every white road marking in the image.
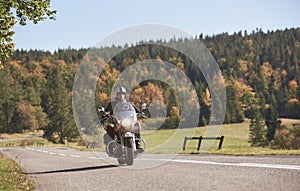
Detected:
[21,148,300,170]
[151,158,300,170]
[70,155,81,158]
[139,158,300,170]
[24,147,84,159]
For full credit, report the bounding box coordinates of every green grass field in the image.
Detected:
[141,118,300,155]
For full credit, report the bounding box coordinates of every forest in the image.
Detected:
[0,27,299,147]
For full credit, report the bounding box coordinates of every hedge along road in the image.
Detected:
[1,147,300,191]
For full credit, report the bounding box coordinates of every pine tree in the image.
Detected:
[225,84,244,123]
[0,67,22,133]
[248,103,268,147]
[265,94,282,141]
[43,65,79,143]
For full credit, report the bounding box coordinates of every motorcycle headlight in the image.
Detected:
[121,118,132,128]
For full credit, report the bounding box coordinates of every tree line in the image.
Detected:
[0,28,299,147]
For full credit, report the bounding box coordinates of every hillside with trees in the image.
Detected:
[0,28,299,147]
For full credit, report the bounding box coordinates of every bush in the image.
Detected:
[284,99,300,119]
[271,124,300,149]
[77,139,87,146]
[20,139,34,146]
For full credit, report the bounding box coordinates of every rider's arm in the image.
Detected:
[105,102,113,115]
[131,103,140,113]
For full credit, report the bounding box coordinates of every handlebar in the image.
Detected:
[138,112,148,119]
[99,110,148,122]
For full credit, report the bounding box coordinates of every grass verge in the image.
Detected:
[0,137,49,148]
[0,153,34,191]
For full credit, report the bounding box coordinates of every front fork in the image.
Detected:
[124,132,136,151]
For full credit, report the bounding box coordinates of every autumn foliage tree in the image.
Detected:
[0,28,299,149]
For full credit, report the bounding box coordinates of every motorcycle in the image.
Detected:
[99,102,147,166]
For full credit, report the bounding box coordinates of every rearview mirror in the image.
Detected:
[98,107,105,112]
[141,103,147,110]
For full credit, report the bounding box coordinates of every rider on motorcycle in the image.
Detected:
[103,86,144,152]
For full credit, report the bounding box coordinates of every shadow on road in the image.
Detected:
[24,164,118,175]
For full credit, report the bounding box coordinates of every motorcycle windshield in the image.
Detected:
[113,102,137,121]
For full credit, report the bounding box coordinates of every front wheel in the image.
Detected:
[117,158,126,165]
[125,137,134,166]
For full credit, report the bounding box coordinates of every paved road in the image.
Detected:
[1,147,300,191]
[0,135,42,142]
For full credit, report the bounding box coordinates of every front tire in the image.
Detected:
[117,158,126,165]
[125,137,134,166]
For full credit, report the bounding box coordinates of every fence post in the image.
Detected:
[218,136,224,150]
[183,137,188,151]
[197,136,203,151]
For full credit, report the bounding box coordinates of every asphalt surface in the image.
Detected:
[1,147,300,191]
[0,135,42,142]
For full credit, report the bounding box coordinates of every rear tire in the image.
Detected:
[125,137,134,166]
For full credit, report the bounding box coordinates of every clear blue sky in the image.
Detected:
[13,0,300,52]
